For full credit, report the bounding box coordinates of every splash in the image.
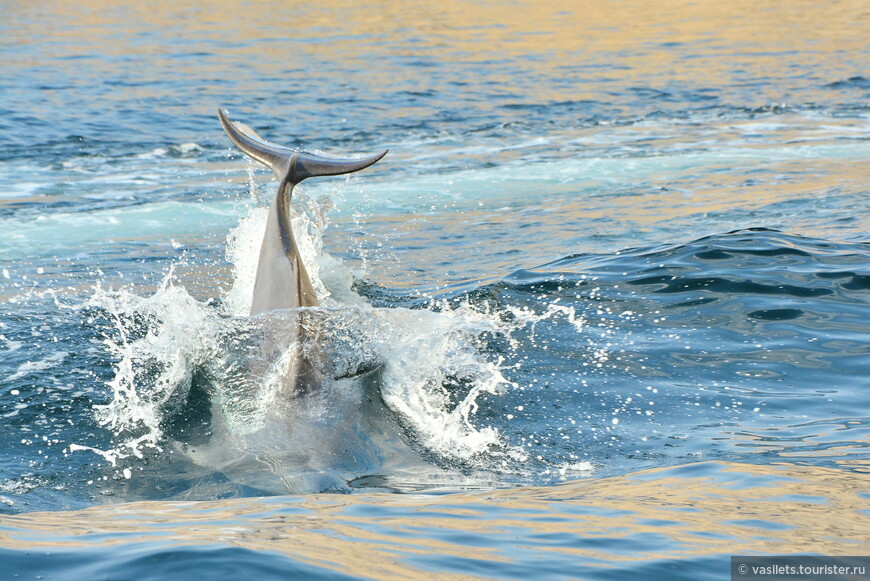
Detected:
[78,181,563,489]
[82,271,217,462]
[378,304,513,459]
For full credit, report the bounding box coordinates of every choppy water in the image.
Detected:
[1,1,869,579]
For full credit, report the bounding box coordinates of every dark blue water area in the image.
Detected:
[0,539,731,581]
[0,537,725,581]
[0,545,362,581]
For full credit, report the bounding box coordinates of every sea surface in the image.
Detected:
[1,1,869,579]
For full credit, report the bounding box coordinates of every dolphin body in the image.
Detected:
[218,109,386,393]
[161,110,405,494]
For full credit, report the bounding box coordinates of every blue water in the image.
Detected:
[1,1,869,579]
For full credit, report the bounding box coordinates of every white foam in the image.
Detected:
[5,351,69,382]
[217,186,516,460]
[136,142,204,160]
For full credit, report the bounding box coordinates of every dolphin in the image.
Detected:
[157,113,472,494]
[217,108,387,315]
[218,108,386,395]
[157,113,440,495]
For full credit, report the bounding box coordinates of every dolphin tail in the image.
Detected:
[218,108,387,186]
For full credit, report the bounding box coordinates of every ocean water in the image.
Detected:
[1,0,869,578]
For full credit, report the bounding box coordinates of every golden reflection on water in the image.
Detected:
[1,461,868,578]
[6,0,867,100]
[9,0,868,54]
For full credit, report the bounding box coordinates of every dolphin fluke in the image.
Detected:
[290,150,389,184]
[218,108,387,186]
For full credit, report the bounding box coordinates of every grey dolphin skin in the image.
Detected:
[217,108,387,315]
